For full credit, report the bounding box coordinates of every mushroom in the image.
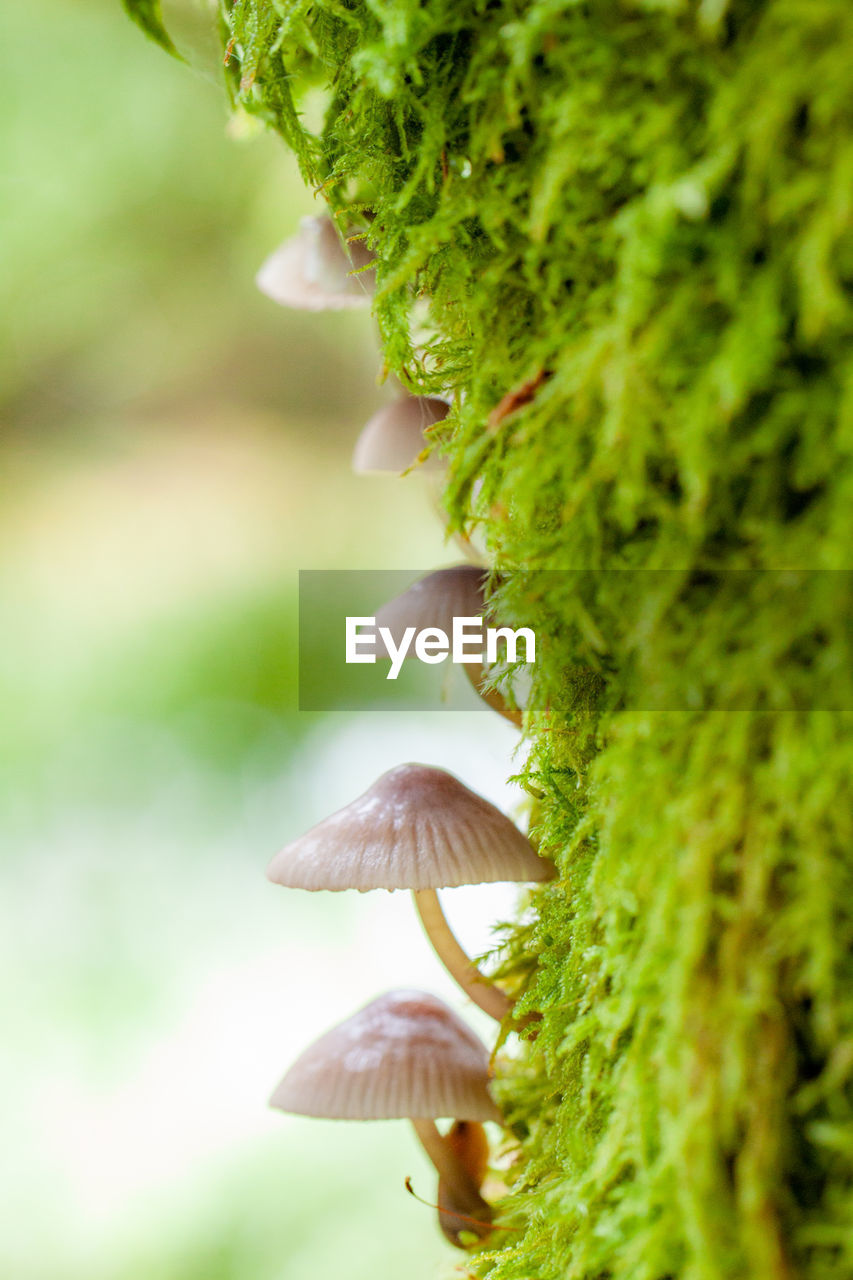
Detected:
[266,763,553,1021]
[270,989,497,1242]
[437,1121,492,1245]
[375,566,523,726]
[352,396,449,475]
[256,215,375,311]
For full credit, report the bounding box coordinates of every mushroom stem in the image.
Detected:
[464,661,523,727]
[438,1179,494,1246]
[413,889,512,1023]
[410,1118,491,1220]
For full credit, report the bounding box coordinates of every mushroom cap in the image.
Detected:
[374,566,488,659]
[256,215,375,311]
[266,762,552,891]
[352,396,449,474]
[270,989,501,1121]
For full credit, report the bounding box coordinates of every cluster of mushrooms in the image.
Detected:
[257,215,552,1247]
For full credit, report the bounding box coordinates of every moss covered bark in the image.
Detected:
[129,1,853,1276]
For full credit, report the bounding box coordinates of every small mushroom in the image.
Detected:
[256,215,375,311]
[352,396,449,475]
[270,989,497,1241]
[375,566,523,726]
[266,764,553,1021]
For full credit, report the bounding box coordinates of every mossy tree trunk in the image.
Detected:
[130,1,853,1276]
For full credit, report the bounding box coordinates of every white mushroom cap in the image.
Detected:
[375,567,487,657]
[352,396,449,474]
[266,762,552,891]
[256,215,375,311]
[270,989,501,1121]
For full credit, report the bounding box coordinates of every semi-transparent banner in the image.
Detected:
[297,568,852,712]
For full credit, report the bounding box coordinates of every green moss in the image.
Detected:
[127,1,853,1276]
[123,0,182,55]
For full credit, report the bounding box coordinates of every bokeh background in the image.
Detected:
[1,3,523,1276]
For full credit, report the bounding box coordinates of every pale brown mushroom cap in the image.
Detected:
[256,215,375,311]
[270,989,501,1121]
[266,763,552,891]
[352,396,449,474]
[374,566,488,658]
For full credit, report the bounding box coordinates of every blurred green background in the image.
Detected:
[1,3,520,1277]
